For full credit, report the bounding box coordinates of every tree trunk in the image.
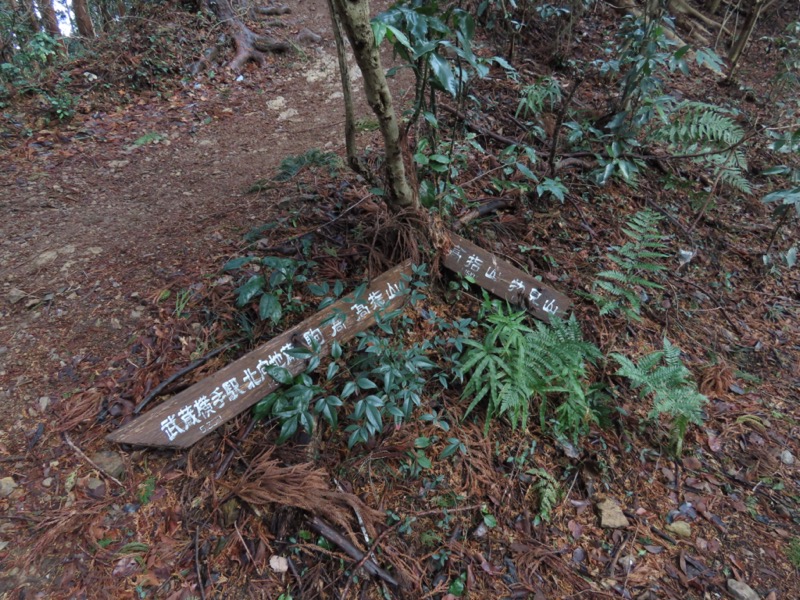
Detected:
[705,0,721,14]
[727,0,763,76]
[72,0,96,37]
[20,0,41,33]
[38,0,61,36]
[329,0,417,212]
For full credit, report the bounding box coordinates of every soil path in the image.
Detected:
[0,0,390,449]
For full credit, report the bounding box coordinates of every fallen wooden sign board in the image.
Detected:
[108,235,571,448]
[107,262,413,448]
[443,231,570,322]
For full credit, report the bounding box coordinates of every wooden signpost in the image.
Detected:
[107,262,413,448]
[443,232,570,322]
[107,232,571,448]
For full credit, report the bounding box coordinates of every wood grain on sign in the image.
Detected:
[443,232,570,322]
[107,262,413,448]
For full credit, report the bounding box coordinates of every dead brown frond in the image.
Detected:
[57,387,106,433]
[698,359,734,397]
[232,448,382,540]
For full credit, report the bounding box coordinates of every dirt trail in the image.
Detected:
[0,0,387,449]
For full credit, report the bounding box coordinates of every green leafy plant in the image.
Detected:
[612,339,707,456]
[253,266,438,448]
[650,101,750,194]
[525,466,562,524]
[762,128,800,252]
[584,209,668,321]
[272,149,342,183]
[459,302,601,440]
[787,538,800,569]
[225,256,316,325]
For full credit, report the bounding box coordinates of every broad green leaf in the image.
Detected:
[223,256,255,271]
[258,293,282,323]
[237,275,266,306]
[428,53,458,97]
[265,365,294,385]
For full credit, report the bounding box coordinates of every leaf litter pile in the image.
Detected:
[2,2,800,600]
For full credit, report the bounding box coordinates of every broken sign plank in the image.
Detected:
[443,232,570,322]
[107,262,412,448]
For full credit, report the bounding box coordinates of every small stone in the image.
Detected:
[780,450,795,465]
[42,477,53,487]
[620,554,636,573]
[471,522,489,539]
[597,498,630,529]
[38,396,51,412]
[269,555,289,573]
[727,579,760,600]
[0,477,17,497]
[89,450,125,479]
[7,288,26,304]
[34,250,58,266]
[666,521,692,538]
[86,477,105,499]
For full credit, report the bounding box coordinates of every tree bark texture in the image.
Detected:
[38,0,61,36]
[330,0,418,211]
[728,0,763,73]
[72,0,96,37]
[20,0,41,32]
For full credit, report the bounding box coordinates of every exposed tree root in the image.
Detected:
[191,0,290,74]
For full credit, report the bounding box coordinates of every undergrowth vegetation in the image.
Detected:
[17,0,800,597]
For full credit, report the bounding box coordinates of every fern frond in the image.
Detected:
[588,210,667,320]
[614,339,708,455]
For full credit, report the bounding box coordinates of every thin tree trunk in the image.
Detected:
[20,0,41,32]
[727,0,762,77]
[325,0,358,173]
[38,0,61,36]
[330,0,417,211]
[72,0,96,38]
[705,0,721,14]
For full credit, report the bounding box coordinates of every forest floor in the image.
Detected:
[1,1,799,599]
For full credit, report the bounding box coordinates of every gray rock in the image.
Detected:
[86,477,106,499]
[727,579,760,600]
[597,498,629,529]
[0,476,17,497]
[780,450,795,465]
[90,450,125,479]
[7,288,26,304]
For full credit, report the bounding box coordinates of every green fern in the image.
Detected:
[650,101,751,194]
[584,210,668,321]
[611,339,707,456]
[459,307,601,441]
[525,467,562,523]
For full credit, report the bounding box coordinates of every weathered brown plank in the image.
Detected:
[107,262,412,448]
[443,232,570,322]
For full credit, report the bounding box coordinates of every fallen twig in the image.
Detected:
[453,197,514,230]
[195,527,207,600]
[62,432,125,489]
[441,103,522,148]
[135,338,244,414]
[310,516,399,589]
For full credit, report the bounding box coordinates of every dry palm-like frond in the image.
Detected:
[233,448,382,539]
